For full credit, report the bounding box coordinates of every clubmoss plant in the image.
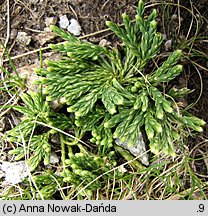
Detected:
[5,1,205,190]
[35,0,205,158]
[61,152,122,197]
[32,172,64,199]
[6,91,122,196]
[1,0,207,200]
[7,91,71,171]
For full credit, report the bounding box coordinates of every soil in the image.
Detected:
[0,0,138,66]
[0,0,208,186]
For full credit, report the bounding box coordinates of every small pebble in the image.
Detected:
[50,99,63,110]
[50,152,59,164]
[15,64,40,92]
[165,39,172,51]
[34,27,56,45]
[67,18,82,36]
[163,33,167,40]
[45,17,57,27]
[59,15,69,29]
[16,32,31,45]
[99,39,111,47]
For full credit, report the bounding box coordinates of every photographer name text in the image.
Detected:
[2,203,117,214]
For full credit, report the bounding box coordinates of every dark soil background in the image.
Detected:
[0,0,208,175]
[0,0,138,66]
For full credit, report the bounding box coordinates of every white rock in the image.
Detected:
[59,15,69,29]
[67,18,82,36]
[1,161,30,184]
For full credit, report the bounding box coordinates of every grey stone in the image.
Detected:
[115,132,149,165]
